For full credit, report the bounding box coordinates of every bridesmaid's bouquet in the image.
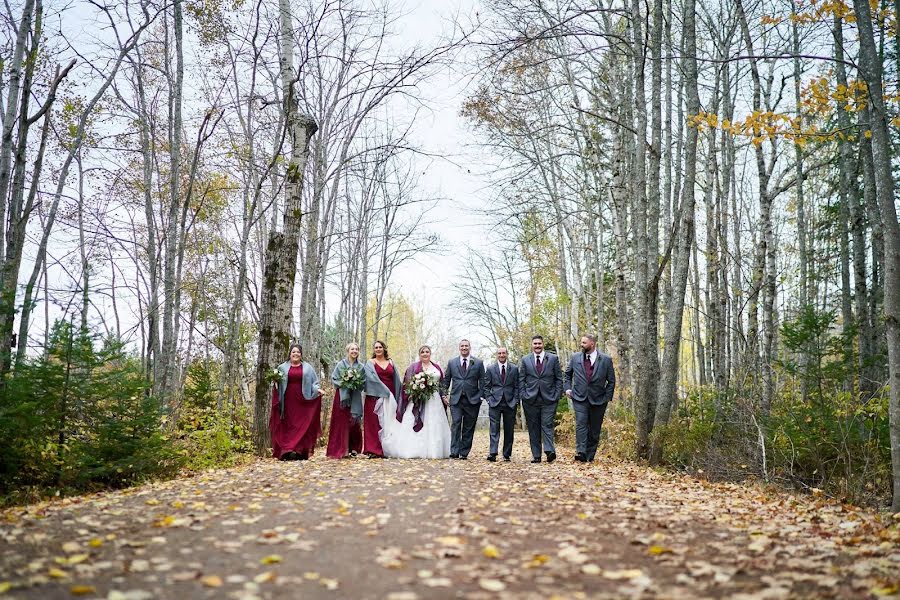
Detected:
[404,371,440,408]
[339,366,365,391]
[266,367,282,385]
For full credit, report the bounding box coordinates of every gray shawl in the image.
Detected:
[276,361,321,419]
[331,358,391,419]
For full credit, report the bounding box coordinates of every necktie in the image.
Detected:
[583,353,593,381]
[536,355,544,375]
[500,364,506,383]
[462,358,468,372]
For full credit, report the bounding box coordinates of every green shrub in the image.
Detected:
[0,321,180,503]
[175,359,253,471]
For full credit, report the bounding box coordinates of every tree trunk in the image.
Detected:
[252,0,319,456]
[851,0,900,512]
[650,0,699,464]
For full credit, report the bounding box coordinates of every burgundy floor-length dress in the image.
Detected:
[270,364,322,459]
[326,388,363,458]
[363,361,394,456]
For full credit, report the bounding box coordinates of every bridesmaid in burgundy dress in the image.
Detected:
[364,340,402,458]
[326,343,365,458]
[270,344,323,460]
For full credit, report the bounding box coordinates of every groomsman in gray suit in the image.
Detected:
[442,339,486,459]
[517,335,563,463]
[564,334,616,462]
[482,347,518,462]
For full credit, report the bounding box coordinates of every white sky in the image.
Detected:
[374,0,501,357]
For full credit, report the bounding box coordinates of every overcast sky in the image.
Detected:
[372,0,502,355]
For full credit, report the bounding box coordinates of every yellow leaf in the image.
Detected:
[0,582,11,594]
[435,536,464,546]
[254,571,277,583]
[577,512,588,519]
[70,585,97,595]
[48,568,68,579]
[201,575,223,587]
[482,544,500,559]
[647,545,672,556]
[144,499,160,506]
[260,554,283,565]
[88,538,103,548]
[525,554,550,568]
[872,585,900,596]
[66,554,89,565]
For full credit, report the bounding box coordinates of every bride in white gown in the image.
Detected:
[377,345,451,459]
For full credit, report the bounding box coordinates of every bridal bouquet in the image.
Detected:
[339,366,365,391]
[266,367,282,385]
[404,371,440,408]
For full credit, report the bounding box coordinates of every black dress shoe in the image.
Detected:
[531,458,541,463]
[281,451,300,461]
[546,451,556,463]
[574,453,587,462]
[449,454,459,459]
[459,455,468,460]
[503,456,511,462]
[487,454,497,462]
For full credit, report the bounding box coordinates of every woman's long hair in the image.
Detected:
[371,340,389,359]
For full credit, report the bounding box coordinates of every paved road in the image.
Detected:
[1,434,897,599]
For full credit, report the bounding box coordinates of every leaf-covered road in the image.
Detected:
[2,434,898,599]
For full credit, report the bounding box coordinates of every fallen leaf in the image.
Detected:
[435,535,464,546]
[320,577,339,590]
[254,571,277,583]
[482,544,500,558]
[69,585,97,595]
[260,554,282,564]
[602,569,645,580]
[61,542,81,553]
[201,575,223,587]
[479,578,506,591]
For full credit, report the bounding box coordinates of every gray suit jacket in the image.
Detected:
[517,352,563,404]
[442,355,486,405]
[564,352,615,406]
[484,361,519,409]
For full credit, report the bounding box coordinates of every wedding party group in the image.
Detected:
[269,334,616,464]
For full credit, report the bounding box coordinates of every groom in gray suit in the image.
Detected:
[483,347,518,462]
[442,339,485,459]
[517,335,563,463]
[564,334,616,462]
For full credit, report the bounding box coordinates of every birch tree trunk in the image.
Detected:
[651,0,699,464]
[252,0,318,456]
[851,0,900,511]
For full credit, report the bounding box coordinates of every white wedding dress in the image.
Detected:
[377,363,451,459]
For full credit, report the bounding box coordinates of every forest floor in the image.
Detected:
[1,432,898,600]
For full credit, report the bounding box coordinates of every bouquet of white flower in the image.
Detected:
[266,367,282,385]
[403,370,440,408]
[339,366,365,391]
